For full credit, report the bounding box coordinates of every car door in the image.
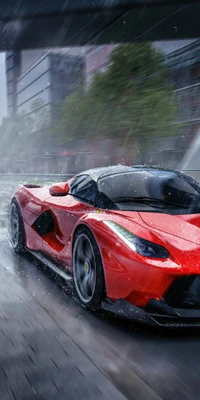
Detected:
[42,175,97,267]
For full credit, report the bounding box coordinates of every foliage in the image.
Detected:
[58,43,177,144]
[29,98,51,133]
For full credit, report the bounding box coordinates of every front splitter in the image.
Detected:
[102,298,200,328]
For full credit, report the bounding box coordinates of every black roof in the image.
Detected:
[78,165,133,181]
[77,164,180,182]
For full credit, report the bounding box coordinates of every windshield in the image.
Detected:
[98,170,200,212]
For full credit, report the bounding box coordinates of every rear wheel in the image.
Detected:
[10,198,26,254]
[73,227,105,309]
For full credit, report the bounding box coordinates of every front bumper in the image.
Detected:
[102,274,200,328]
[102,298,200,328]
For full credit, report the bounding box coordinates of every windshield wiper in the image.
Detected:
[112,196,188,209]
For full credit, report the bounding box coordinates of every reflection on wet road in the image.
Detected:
[1,181,200,400]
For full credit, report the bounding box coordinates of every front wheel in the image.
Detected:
[73,227,105,309]
[10,198,26,254]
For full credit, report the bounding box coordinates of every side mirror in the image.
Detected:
[49,182,69,196]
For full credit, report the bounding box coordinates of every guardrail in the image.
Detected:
[0,173,74,183]
[0,174,75,230]
[0,174,75,229]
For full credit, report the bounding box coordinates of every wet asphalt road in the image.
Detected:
[1,181,200,400]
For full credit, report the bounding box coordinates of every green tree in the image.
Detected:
[58,43,177,148]
[29,98,51,132]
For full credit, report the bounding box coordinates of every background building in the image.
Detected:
[4,48,86,174]
[136,39,200,167]
[6,48,84,120]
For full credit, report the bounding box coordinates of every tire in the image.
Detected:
[10,198,26,254]
[73,226,105,309]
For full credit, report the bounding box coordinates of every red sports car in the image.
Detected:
[10,165,200,327]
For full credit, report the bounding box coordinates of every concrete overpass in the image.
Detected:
[0,1,200,51]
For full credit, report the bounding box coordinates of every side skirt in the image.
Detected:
[28,250,73,282]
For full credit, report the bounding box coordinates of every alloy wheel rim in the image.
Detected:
[74,234,96,303]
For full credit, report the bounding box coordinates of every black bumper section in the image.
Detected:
[101,298,200,327]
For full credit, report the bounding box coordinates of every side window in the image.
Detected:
[70,175,98,203]
[70,175,88,195]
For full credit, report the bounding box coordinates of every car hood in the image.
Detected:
[139,212,200,245]
[111,210,200,245]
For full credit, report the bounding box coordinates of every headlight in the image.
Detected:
[104,221,169,259]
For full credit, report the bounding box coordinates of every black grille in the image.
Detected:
[164,275,200,309]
